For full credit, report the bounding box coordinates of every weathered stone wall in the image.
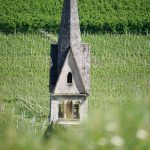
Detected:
[50,100,59,122]
[81,43,90,94]
[80,99,88,121]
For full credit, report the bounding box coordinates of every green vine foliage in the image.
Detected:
[0,0,150,34]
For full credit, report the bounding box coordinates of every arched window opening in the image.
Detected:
[66,101,73,119]
[67,72,72,84]
[58,101,64,118]
[73,101,80,119]
[58,100,80,120]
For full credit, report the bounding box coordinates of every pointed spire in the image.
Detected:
[57,0,81,72]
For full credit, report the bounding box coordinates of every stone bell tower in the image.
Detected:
[49,0,90,125]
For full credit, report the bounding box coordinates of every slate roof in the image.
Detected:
[57,0,82,74]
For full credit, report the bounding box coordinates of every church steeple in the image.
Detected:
[57,0,81,72]
[49,0,90,125]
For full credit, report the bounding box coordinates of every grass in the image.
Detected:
[85,34,150,111]
[0,32,150,149]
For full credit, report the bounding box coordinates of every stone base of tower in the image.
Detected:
[50,94,88,125]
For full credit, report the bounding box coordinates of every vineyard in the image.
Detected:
[0,33,150,149]
[0,0,150,34]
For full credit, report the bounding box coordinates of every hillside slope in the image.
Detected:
[0,33,150,110]
[0,33,150,149]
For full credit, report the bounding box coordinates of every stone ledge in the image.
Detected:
[51,93,87,96]
[57,119,80,125]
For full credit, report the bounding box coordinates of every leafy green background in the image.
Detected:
[0,0,150,34]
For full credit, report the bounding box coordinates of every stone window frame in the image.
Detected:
[58,100,80,120]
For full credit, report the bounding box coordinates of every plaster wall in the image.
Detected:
[54,54,79,94]
[80,99,88,121]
